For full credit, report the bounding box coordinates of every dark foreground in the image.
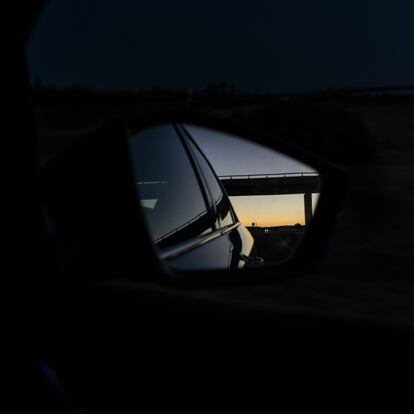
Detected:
[34,92,414,326]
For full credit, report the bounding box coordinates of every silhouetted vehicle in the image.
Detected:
[130,123,259,270]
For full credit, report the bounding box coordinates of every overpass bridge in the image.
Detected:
[219,172,321,226]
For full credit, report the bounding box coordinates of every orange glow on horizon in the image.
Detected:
[230,194,320,228]
[239,217,304,228]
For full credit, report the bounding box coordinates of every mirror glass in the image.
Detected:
[129,124,321,271]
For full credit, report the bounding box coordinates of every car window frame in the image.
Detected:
[141,123,239,262]
[176,123,239,229]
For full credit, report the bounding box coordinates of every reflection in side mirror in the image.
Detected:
[129,124,322,272]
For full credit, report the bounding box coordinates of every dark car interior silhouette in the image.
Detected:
[8,0,414,412]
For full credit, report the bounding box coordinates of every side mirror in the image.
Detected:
[43,111,347,283]
[130,124,321,271]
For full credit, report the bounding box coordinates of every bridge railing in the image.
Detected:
[218,172,319,180]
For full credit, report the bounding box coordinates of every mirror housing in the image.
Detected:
[42,110,348,285]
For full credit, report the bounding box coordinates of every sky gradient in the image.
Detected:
[187,125,320,227]
[28,0,414,92]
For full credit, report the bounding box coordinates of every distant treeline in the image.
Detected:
[31,83,414,107]
[31,82,273,107]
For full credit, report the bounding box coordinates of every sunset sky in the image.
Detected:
[229,194,319,227]
[186,125,320,227]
